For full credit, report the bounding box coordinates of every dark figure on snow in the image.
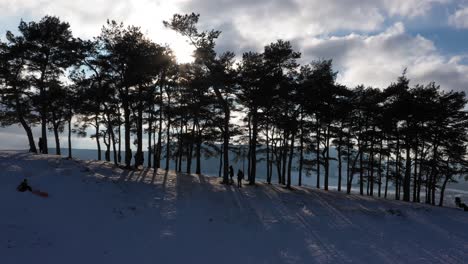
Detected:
[455,197,468,211]
[229,165,234,184]
[133,151,144,168]
[38,137,43,154]
[16,179,48,198]
[237,169,244,188]
[17,179,32,192]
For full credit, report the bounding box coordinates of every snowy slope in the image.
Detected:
[1,151,467,264]
[44,147,468,206]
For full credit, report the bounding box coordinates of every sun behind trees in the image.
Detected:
[0,14,467,206]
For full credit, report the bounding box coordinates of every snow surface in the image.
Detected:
[1,151,468,264]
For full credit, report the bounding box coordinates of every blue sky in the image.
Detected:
[0,0,468,149]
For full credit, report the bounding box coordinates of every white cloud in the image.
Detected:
[301,22,468,92]
[185,0,383,48]
[383,0,450,18]
[449,6,468,29]
[0,0,453,63]
[182,0,449,51]
[0,0,195,63]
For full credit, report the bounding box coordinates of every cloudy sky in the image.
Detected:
[1,0,468,149]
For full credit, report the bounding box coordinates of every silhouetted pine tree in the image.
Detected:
[0,34,38,153]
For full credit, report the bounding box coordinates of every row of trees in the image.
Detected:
[1,14,467,206]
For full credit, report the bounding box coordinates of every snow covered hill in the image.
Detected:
[1,151,468,264]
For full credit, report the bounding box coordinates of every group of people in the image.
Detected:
[229,165,245,188]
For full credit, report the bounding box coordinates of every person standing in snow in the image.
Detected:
[237,169,244,188]
[38,137,43,154]
[229,165,234,184]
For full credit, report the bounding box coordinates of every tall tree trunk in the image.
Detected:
[273,130,282,184]
[403,137,412,202]
[366,164,370,195]
[110,125,117,165]
[439,170,450,207]
[247,114,251,182]
[40,86,48,154]
[153,123,157,170]
[425,171,431,204]
[52,123,61,155]
[148,113,152,169]
[147,129,152,168]
[165,119,171,171]
[316,121,321,189]
[429,142,440,206]
[369,127,376,196]
[337,134,342,192]
[154,115,163,169]
[177,123,184,172]
[359,140,364,195]
[175,130,179,172]
[286,132,294,188]
[395,135,401,200]
[281,130,288,185]
[156,73,166,168]
[275,141,282,184]
[412,140,418,202]
[186,139,193,174]
[95,118,101,161]
[218,146,223,177]
[270,141,274,183]
[377,139,383,197]
[118,118,121,163]
[266,122,271,184]
[250,109,258,185]
[299,112,304,187]
[431,172,437,206]
[346,141,351,193]
[104,129,111,162]
[67,117,72,159]
[242,146,246,173]
[19,114,37,153]
[324,125,330,191]
[135,88,144,167]
[196,127,201,175]
[41,114,48,154]
[15,94,37,153]
[172,137,180,172]
[222,106,230,184]
[384,154,390,198]
[361,119,368,196]
[123,88,132,168]
[38,63,49,154]
[187,137,194,174]
[347,148,362,194]
[156,105,163,168]
[51,112,61,156]
[417,142,425,202]
[186,122,196,174]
